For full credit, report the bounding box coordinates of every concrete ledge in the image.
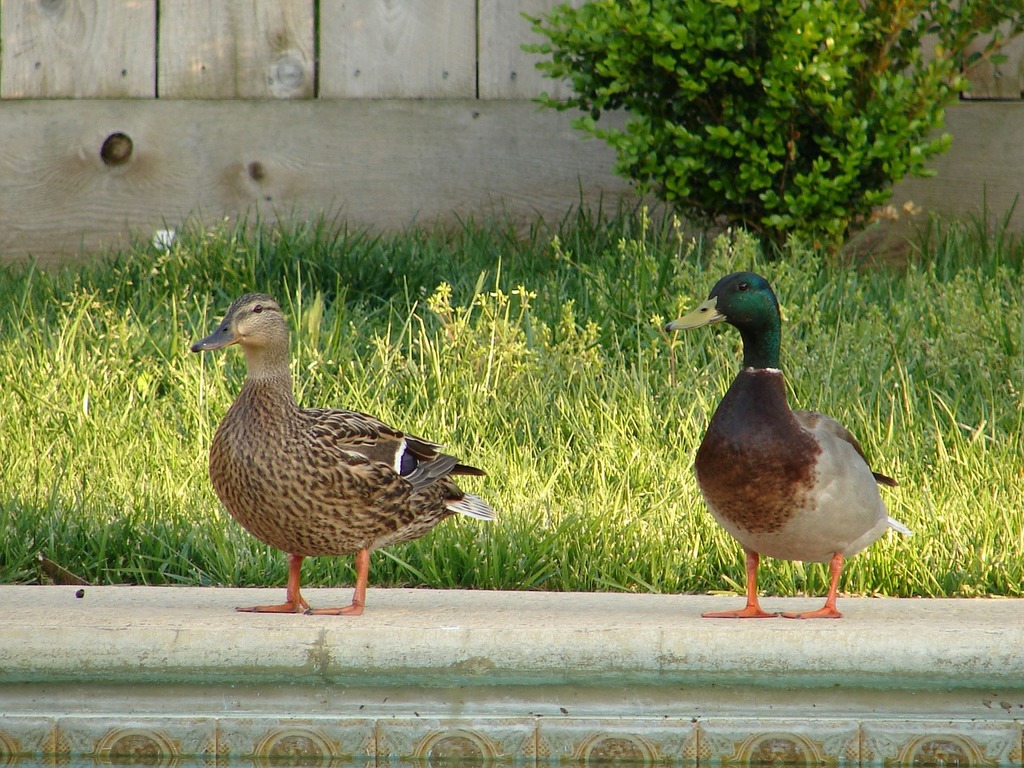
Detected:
[2,586,1022,689]
[2,587,1023,766]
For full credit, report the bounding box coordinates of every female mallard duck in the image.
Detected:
[191,293,494,616]
[666,272,909,619]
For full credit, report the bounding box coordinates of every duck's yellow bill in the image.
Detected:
[665,297,725,331]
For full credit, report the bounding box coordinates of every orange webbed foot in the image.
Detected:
[306,601,365,617]
[302,548,371,617]
[781,553,845,618]
[781,606,842,620]
[703,549,778,618]
[702,605,778,619]
[235,554,312,614]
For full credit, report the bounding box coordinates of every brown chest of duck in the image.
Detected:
[191,293,493,616]
[666,273,908,619]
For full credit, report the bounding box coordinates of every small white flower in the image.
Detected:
[152,229,177,251]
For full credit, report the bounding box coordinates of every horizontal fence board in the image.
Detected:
[478,0,584,100]
[0,99,630,262]
[0,0,156,98]
[319,0,476,98]
[158,1,315,99]
[0,100,1020,264]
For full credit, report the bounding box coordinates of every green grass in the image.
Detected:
[1,208,1021,599]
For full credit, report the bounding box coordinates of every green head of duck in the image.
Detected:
[666,272,782,370]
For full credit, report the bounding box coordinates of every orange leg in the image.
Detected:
[782,552,844,619]
[237,553,310,613]
[703,548,777,619]
[307,548,370,616]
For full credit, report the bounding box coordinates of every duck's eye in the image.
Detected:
[253,304,264,314]
[737,282,750,292]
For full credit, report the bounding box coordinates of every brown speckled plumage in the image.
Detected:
[192,292,493,615]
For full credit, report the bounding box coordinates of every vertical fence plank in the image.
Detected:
[158,1,314,99]
[319,0,475,98]
[963,31,1024,100]
[478,0,583,100]
[0,0,156,98]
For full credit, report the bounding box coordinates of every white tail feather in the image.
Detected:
[447,494,495,521]
[888,516,912,536]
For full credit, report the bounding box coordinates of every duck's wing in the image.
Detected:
[793,410,898,487]
[795,409,909,537]
[304,408,483,491]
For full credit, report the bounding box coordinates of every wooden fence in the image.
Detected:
[0,1,1020,262]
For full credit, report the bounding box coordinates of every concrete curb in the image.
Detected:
[2,586,1021,689]
[2,587,1023,765]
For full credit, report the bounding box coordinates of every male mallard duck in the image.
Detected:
[191,293,494,616]
[666,272,909,619]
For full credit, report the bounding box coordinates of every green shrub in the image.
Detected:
[529,0,1022,250]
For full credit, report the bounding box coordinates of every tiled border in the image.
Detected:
[377,716,536,762]
[0,716,55,760]
[217,716,374,764]
[536,716,699,764]
[698,717,860,766]
[53,716,217,763]
[0,714,1021,766]
[862,719,1024,767]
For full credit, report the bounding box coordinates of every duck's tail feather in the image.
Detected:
[447,493,496,521]
[873,471,898,487]
[888,516,912,536]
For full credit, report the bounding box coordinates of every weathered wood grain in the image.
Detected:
[478,0,585,100]
[0,0,156,98]
[0,100,1020,264]
[0,100,631,262]
[319,0,476,98]
[158,1,314,99]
